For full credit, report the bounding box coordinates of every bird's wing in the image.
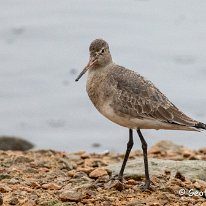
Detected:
[107,65,198,127]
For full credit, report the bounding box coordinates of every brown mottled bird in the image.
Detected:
[75,39,206,190]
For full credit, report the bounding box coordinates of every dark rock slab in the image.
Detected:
[0,136,34,151]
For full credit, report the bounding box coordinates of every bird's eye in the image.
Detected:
[101,48,105,53]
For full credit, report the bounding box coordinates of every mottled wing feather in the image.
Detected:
[107,65,197,127]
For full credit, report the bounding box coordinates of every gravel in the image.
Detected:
[0,140,206,205]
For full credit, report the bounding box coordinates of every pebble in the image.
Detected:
[67,154,82,162]
[59,190,83,202]
[59,158,76,170]
[85,159,107,167]
[9,197,19,205]
[182,149,195,158]
[194,179,206,191]
[30,182,41,189]
[0,140,206,205]
[0,184,12,192]
[80,152,91,159]
[0,174,10,180]
[73,171,88,178]
[14,156,32,163]
[127,179,137,185]
[199,148,206,155]
[105,180,124,191]
[19,186,33,192]
[149,140,183,154]
[22,199,36,206]
[96,175,110,183]
[0,193,3,206]
[156,193,169,205]
[42,183,62,190]
[67,170,76,177]
[175,171,185,182]
[24,168,38,173]
[8,178,19,185]
[89,168,108,178]
[149,203,161,206]
[126,200,146,206]
[77,167,94,175]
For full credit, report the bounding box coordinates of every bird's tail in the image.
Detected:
[195,122,206,130]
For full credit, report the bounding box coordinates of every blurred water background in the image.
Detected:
[0,0,206,152]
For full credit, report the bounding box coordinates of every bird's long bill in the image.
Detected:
[75,57,96,82]
[75,67,88,82]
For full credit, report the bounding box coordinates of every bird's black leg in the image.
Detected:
[118,129,134,181]
[137,129,150,190]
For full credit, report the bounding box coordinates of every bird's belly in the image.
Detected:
[99,102,164,129]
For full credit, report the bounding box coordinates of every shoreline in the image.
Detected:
[0,140,206,205]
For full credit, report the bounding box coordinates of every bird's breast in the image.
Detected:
[86,69,108,110]
[86,69,135,128]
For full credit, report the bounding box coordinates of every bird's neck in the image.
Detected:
[87,62,113,79]
[86,62,113,109]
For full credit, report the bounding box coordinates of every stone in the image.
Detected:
[80,152,91,159]
[194,179,206,191]
[66,154,82,162]
[149,140,184,154]
[8,178,19,185]
[0,136,34,151]
[67,170,76,177]
[22,199,36,206]
[96,175,110,183]
[59,158,76,170]
[175,171,186,181]
[0,174,10,180]
[0,184,12,192]
[182,149,195,158]
[30,182,41,189]
[9,197,19,205]
[126,200,146,206]
[110,180,124,191]
[77,167,94,175]
[0,193,3,206]
[42,183,62,190]
[148,140,196,161]
[59,190,83,202]
[199,148,206,154]
[14,156,32,163]
[84,159,107,167]
[73,171,87,178]
[89,168,108,178]
[149,203,160,206]
[108,158,206,181]
[127,179,137,185]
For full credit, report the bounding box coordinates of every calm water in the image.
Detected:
[0,0,206,152]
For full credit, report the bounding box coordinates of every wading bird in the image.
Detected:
[75,39,206,190]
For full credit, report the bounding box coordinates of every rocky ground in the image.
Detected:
[0,140,206,206]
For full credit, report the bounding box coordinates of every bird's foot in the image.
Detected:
[106,174,124,191]
[139,180,150,191]
[109,174,123,182]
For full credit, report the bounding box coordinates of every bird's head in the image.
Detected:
[75,39,112,81]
